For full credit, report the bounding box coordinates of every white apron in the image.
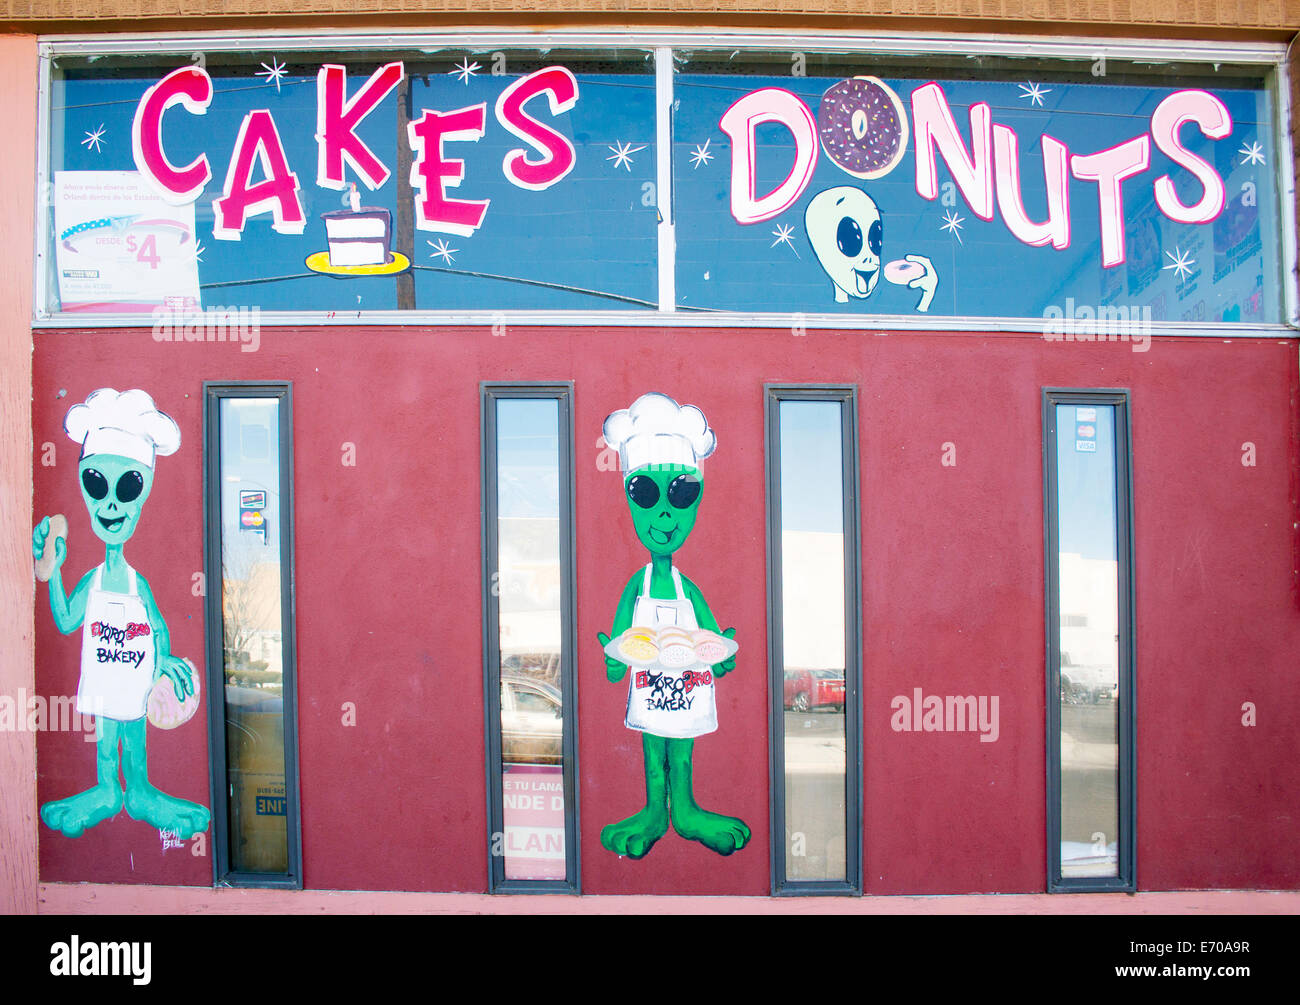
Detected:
[77,565,156,722]
[624,564,718,739]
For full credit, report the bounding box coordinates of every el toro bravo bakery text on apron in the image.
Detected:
[624,564,718,739]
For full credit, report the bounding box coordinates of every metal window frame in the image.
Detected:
[202,380,303,889]
[1042,387,1137,894]
[764,384,863,897]
[480,382,581,894]
[32,29,1298,336]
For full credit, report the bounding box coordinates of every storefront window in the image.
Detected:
[36,35,1291,329]
[1044,390,1135,892]
[766,387,861,894]
[673,49,1283,323]
[41,45,656,318]
[482,385,579,892]
[204,382,301,886]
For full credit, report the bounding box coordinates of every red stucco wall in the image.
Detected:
[31,324,1300,894]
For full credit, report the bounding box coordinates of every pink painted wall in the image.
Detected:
[0,34,37,915]
[39,882,1300,915]
[31,325,1300,895]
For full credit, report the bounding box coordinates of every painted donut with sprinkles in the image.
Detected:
[818,76,910,180]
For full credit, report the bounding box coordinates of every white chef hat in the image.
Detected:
[603,392,716,473]
[64,388,181,469]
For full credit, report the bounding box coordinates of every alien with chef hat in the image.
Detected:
[596,392,750,858]
[32,388,210,839]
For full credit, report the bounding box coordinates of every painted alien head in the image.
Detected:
[603,393,716,558]
[78,454,155,545]
[805,186,883,303]
[624,464,703,557]
[64,388,180,546]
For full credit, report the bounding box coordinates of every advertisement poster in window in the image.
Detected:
[53,171,201,312]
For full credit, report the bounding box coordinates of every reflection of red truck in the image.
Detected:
[783,668,845,712]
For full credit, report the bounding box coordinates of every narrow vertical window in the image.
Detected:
[766,386,861,895]
[1044,390,1136,892]
[203,382,301,887]
[482,384,579,893]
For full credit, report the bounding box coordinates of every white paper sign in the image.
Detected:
[54,171,201,313]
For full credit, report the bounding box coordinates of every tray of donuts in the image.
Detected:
[605,625,737,670]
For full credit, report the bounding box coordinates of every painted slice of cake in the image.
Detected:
[321,207,393,268]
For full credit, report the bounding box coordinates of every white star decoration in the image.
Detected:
[689,140,714,169]
[427,238,458,265]
[450,58,481,85]
[606,140,646,172]
[192,239,206,264]
[256,59,287,93]
[1239,141,1266,167]
[940,209,965,245]
[1018,82,1051,107]
[1164,247,1195,282]
[770,223,800,258]
[81,124,106,154]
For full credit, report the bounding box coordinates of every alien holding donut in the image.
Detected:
[596,393,750,859]
[32,388,210,840]
[805,76,939,313]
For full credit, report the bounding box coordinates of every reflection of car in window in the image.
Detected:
[1059,652,1118,704]
[782,668,846,712]
[500,674,563,765]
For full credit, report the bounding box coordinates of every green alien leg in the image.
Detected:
[39,717,125,837]
[600,732,670,859]
[666,737,750,856]
[121,716,210,839]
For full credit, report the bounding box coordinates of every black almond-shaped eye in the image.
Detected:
[836,216,863,258]
[81,468,109,500]
[116,470,145,503]
[626,475,659,509]
[868,218,882,258]
[667,474,701,509]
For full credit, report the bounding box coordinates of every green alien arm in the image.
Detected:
[681,573,738,676]
[135,573,194,702]
[49,569,94,636]
[33,518,92,634]
[596,571,645,682]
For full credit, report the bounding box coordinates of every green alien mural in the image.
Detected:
[32,388,210,840]
[596,392,751,858]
